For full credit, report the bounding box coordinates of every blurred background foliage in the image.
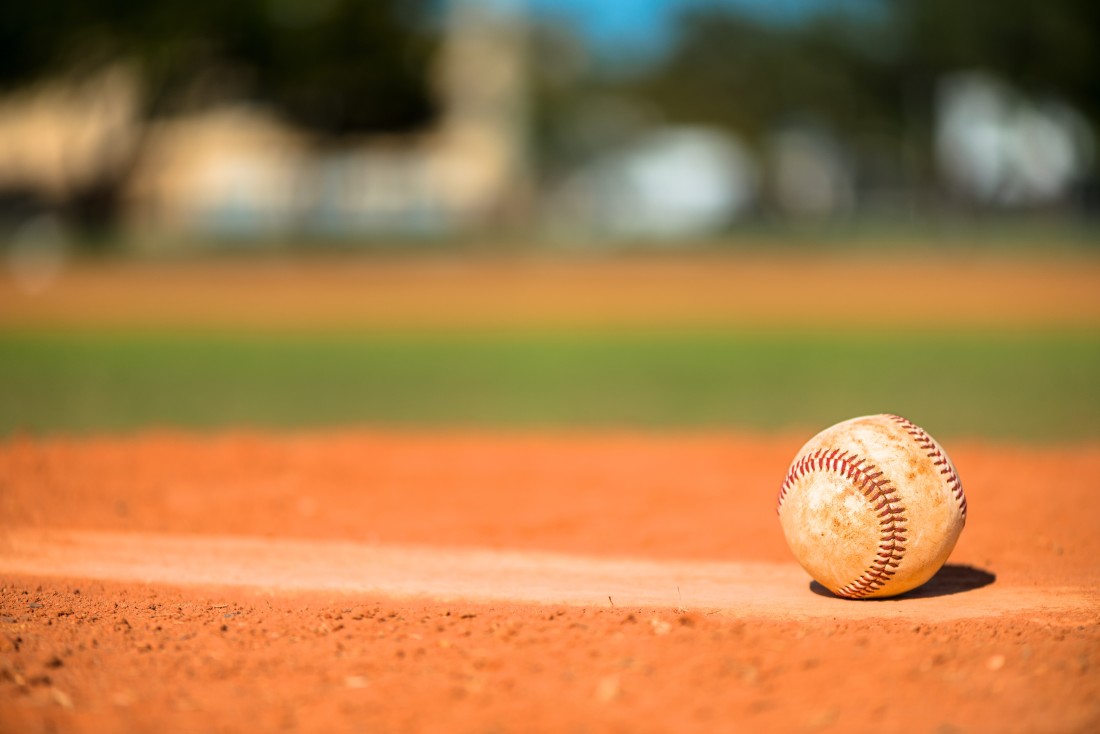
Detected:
[0,0,440,134]
[0,0,1096,242]
[629,0,1100,145]
[3,0,1095,138]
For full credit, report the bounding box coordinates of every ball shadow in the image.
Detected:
[808,563,996,601]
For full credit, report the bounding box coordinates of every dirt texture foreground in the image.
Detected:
[1,431,1099,733]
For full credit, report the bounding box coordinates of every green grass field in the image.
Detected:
[2,329,1097,440]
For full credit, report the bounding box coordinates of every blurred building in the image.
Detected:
[124,0,530,243]
[0,65,140,222]
[124,106,307,240]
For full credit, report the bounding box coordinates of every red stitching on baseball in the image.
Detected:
[886,414,968,519]
[778,448,908,599]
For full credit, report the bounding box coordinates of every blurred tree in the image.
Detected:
[620,0,1098,208]
[625,8,905,206]
[892,0,1100,129]
[629,10,900,142]
[0,0,441,135]
[0,0,440,240]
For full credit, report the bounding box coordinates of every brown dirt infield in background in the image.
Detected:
[1,431,1098,733]
[4,252,1100,331]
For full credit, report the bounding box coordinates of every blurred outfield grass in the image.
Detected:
[1,329,1097,440]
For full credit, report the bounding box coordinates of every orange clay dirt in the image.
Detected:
[1,430,1099,733]
[2,252,1100,733]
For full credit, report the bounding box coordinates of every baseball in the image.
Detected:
[777,414,967,599]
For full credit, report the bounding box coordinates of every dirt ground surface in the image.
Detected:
[1,431,1098,733]
[4,252,1100,331]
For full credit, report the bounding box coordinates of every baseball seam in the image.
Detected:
[886,414,967,519]
[778,448,909,599]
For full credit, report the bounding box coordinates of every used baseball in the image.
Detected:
[777,414,967,599]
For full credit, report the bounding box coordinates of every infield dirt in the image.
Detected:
[3,252,1099,732]
[2,431,1098,733]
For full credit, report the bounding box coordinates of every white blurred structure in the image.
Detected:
[553,127,757,239]
[936,72,1094,206]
